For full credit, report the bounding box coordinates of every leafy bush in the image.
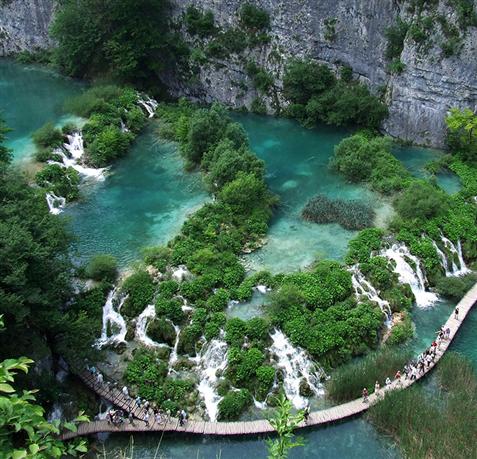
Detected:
[387,312,414,345]
[302,194,375,230]
[227,347,265,387]
[225,318,247,347]
[35,164,80,200]
[385,19,409,60]
[121,271,156,318]
[177,323,202,355]
[32,122,63,149]
[255,365,275,400]
[157,280,179,299]
[394,181,449,220]
[142,245,171,271]
[218,389,253,420]
[87,125,133,167]
[239,3,270,30]
[388,59,406,74]
[245,61,274,93]
[184,6,216,37]
[435,273,477,301]
[345,228,384,264]
[147,318,176,346]
[326,347,412,402]
[155,297,185,324]
[84,254,118,282]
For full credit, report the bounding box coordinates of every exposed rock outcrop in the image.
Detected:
[1,0,476,147]
[0,0,55,55]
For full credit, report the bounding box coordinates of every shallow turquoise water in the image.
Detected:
[65,129,208,266]
[2,59,475,459]
[0,59,84,161]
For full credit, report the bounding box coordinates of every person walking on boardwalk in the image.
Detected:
[128,412,134,425]
[304,404,310,423]
[374,381,381,395]
[385,377,391,386]
[144,412,149,427]
[362,387,369,403]
[122,386,129,397]
[455,307,459,320]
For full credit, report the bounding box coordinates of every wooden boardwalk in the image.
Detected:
[61,282,477,440]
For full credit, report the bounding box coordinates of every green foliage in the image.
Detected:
[266,394,305,459]
[250,97,267,114]
[385,19,409,60]
[0,354,88,458]
[387,312,414,345]
[283,59,387,129]
[225,318,247,347]
[331,133,411,194]
[245,61,274,93]
[15,48,54,65]
[84,254,118,282]
[326,347,412,402]
[387,59,406,74]
[302,194,375,230]
[345,228,385,264]
[155,297,185,324]
[217,388,253,420]
[184,6,216,37]
[368,352,477,459]
[239,3,270,30]
[324,17,337,41]
[446,107,477,161]
[227,347,265,388]
[32,122,63,149]
[255,365,275,400]
[147,318,176,346]
[394,181,449,221]
[35,164,80,200]
[435,273,477,301]
[51,0,182,86]
[121,271,156,318]
[177,323,202,355]
[142,245,172,272]
[88,125,134,167]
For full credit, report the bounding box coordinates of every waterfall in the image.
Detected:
[255,285,271,294]
[270,329,324,409]
[196,339,228,421]
[95,289,128,348]
[137,95,158,118]
[167,324,181,374]
[440,235,470,276]
[120,119,129,133]
[431,239,450,275]
[135,304,162,347]
[45,192,66,215]
[382,244,438,308]
[48,402,64,422]
[350,265,392,326]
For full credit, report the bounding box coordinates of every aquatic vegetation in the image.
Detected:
[435,272,477,301]
[84,254,118,283]
[368,352,477,459]
[35,163,80,200]
[302,194,375,230]
[121,270,156,319]
[326,347,412,403]
[32,122,64,149]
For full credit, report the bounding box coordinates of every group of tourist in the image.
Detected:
[86,365,189,428]
[362,322,454,403]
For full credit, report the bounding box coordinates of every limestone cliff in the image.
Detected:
[0,0,54,55]
[1,0,476,148]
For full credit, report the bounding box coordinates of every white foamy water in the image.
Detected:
[167,324,181,373]
[382,243,438,308]
[440,235,470,277]
[350,265,392,326]
[270,329,324,409]
[45,192,66,215]
[95,288,128,348]
[48,402,63,422]
[135,304,161,347]
[196,339,228,421]
[137,95,158,118]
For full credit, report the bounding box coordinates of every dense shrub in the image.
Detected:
[121,271,156,318]
[385,19,409,60]
[225,318,247,347]
[245,61,274,93]
[387,312,414,345]
[345,228,385,264]
[394,181,449,220]
[435,273,477,301]
[87,125,134,167]
[84,254,118,282]
[326,347,412,402]
[147,318,176,346]
[32,122,64,149]
[218,389,253,420]
[239,3,270,30]
[142,245,172,272]
[226,347,265,387]
[283,60,387,129]
[255,365,275,400]
[155,297,185,324]
[177,323,202,355]
[446,107,477,162]
[35,164,80,200]
[184,6,216,37]
[302,194,375,230]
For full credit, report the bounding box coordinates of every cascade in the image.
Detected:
[137,95,158,118]
[440,235,470,276]
[382,244,438,308]
[196,339,228,421]
[270,329,324,409]
[349,265,392,326]
[45,192,66,215]
[431,239,450,275]
[135,304,163,348]
[167,324,181,373]
[95,289,128,348]
[48,402,63,422]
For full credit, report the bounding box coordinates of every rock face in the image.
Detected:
[171,0,477,147]
[1,0,477,147]
[0,0,55,55]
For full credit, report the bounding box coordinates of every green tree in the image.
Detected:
[266,394,305,459]
[446,107,477,161]
[84,254,118,282]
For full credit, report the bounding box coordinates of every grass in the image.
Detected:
[326,347,412,403]
[368,352,477,459]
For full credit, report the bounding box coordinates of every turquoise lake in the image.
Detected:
[0,58,473,459]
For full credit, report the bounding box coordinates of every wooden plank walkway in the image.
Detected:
[61,282,477,440]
